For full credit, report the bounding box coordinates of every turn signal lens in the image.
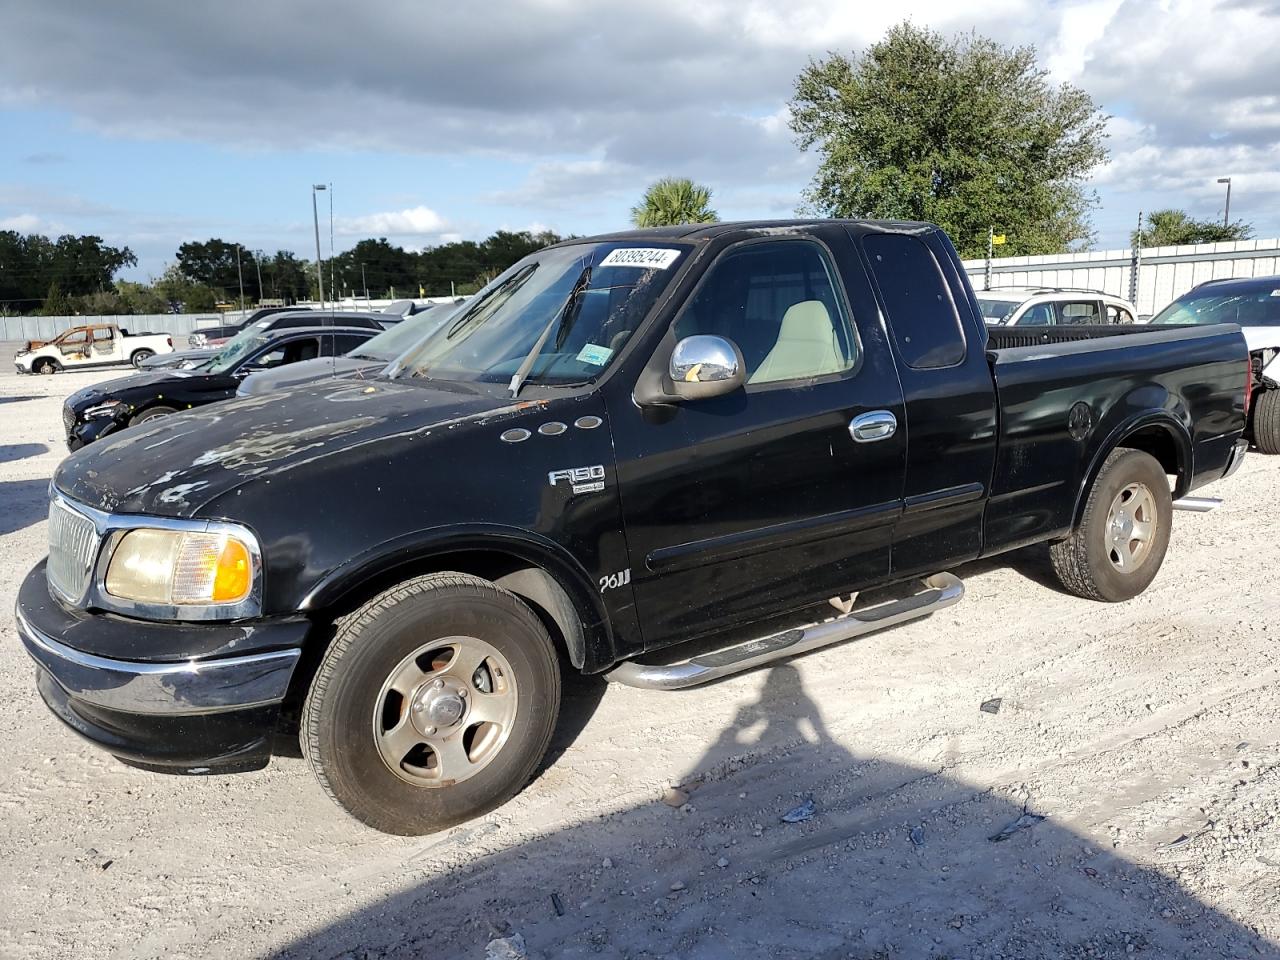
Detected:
[212,538,252,602]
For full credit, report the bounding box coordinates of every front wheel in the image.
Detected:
[1050,448,1172,602]
[130,405,177,426]
[131,349,155,368]
[33,358,60,375]
[302,573,561,835]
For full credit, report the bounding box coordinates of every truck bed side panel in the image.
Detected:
[984,325,1246,555]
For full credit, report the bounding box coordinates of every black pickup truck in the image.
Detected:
[16,220,1248,835]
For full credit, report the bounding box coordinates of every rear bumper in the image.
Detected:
[1223,437,1248,479]
[15,565,305,773]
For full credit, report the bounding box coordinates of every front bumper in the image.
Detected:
[15,564,306,773]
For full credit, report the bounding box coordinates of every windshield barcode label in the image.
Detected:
[599,248,681,270]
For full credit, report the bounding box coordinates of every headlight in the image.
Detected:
[105,528,255,607]
[83,400,124,419]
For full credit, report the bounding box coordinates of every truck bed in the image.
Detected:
[982,322,1247,555]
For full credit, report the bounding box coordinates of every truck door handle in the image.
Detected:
[849,410,898,443]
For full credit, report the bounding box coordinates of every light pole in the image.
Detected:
[254,250,264,305]
[311,184,327,309]
[1218,177,1232,227]
[327,183,335,305]
[235,244,245,313]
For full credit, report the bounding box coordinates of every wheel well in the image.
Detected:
[277,549,592,743]
[1117,424,1186,493]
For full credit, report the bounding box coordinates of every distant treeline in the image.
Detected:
[0,229,569,315]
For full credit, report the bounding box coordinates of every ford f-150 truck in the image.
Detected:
[15,220,1249,835]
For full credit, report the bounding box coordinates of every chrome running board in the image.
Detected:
[1172,496,1222,513]
[605,573,964,691]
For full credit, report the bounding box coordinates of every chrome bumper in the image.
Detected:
[16,605,300,716]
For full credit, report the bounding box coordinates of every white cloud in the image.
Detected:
[336,205,450,238]
[0,213,44,231]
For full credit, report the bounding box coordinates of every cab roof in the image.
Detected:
[554,218,940,248]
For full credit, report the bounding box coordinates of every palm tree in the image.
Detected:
[631,178,719,227]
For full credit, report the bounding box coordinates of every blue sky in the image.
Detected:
[2,0,1277,281]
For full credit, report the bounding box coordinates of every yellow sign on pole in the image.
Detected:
[991,234,1007,245]
[419,284,426,297]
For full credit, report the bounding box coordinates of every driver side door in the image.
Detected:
[610,232,907,650]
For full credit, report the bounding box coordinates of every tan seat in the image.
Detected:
[749,300,845,384]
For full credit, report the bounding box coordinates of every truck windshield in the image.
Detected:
[347,308,455,362]
[1151,283,1280,327]
[391,242,688,386]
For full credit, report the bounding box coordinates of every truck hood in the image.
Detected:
[55,377,528,517]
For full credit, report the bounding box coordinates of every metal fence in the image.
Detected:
[0,313,222,342]
[962,238,1280,316]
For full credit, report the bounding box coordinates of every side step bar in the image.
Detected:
[605,573,964,691]
[1172,496,1222,513]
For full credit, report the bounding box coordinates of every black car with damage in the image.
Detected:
[62,324,379,449]
[17,219,1250,836]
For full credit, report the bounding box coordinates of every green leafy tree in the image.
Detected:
[39,281,76,316]
[1132,209,1253,248]
[154,264,217,312]
[631,178,718,227]
[175,239,259,301]
[0,230,135,312]
[789,22,1108,258]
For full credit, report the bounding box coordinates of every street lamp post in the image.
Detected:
[311,184,327,310]
[1218,177,1232,227]
[235,244,245,313]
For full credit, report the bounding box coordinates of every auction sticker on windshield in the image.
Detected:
[599,248,681,270]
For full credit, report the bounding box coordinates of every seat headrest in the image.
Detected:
[779,300,835,341]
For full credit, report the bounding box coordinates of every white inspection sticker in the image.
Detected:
[599,247,681,270]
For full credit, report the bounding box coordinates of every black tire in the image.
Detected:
[1252,388,1280,454]
[131,349,155,368]
[302,572,561,835]
[1050,448,1172,602]
[130,405,177,426]
[33,358,60,375]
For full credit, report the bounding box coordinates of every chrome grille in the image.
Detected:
[47,498,100,602]
[61,403,75,435]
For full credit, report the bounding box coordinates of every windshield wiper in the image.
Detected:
[508,265,592,399]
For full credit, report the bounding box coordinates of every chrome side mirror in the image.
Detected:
[668,335,745,401]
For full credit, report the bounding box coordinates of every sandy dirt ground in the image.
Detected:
[1,364,1278,960]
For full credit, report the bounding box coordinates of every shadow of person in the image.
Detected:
[260,660,1277,960]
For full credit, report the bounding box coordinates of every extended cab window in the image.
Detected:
[674,240,859,385]
[865,234,966,368]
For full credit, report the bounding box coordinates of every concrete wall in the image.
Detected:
[0,313,221,342]
[961,238,1280,316]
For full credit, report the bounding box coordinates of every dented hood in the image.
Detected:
[54,377,515,517]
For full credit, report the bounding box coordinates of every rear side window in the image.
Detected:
[1058,300,1101,324]
[333,334,370,355]
[864,234,966,368]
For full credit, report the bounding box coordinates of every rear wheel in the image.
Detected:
[302,573,561,835]
[1252,388,1280,454]
[33,358,59,375]
[130,405,177,426]
[131,349,155,368]
[1050,448,1172,602]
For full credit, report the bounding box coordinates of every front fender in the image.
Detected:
[299,523,613,671]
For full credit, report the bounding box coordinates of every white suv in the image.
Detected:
[976,287,1138,327]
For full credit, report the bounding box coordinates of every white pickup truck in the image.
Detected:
[14,323,175,375]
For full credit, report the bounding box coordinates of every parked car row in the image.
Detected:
[63,307,455,449]
[14,219,1252,837]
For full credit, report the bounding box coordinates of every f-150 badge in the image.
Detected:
[548,465,605,495]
